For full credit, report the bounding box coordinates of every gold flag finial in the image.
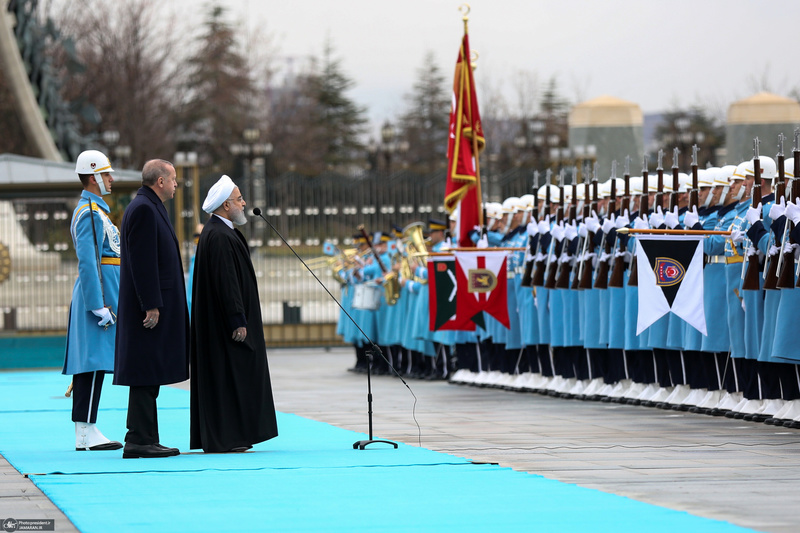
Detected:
[459,4,471,21]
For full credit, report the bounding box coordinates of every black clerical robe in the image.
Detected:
[189,216,278,452]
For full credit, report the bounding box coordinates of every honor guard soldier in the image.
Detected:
[64,150,123,451]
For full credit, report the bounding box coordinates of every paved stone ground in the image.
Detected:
[4,347,800,532]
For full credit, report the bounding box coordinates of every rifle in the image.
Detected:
[556,166,579,288]
[689,144,700,210]
[578,163,599,289]
[358,225,400,305]
[777,129,800,288]
[544,168,566,289]
[608,156,631,288]
[627,154,649,287]
[520,170,540,287]
[654,149,665,211]
[764,134,786,290]
[531,169,553,286]
[669,147,681,211]
[742,138,763,291]
[593,161,617,289]
[573,162,592,290]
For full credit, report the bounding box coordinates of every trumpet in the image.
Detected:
[401,222,429,284]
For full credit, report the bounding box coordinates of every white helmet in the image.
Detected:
[784,158,795,178]
[537,184,559,201]
[731,161,749,182]
[715,165,736,186]
[756,156,777,180]
[75,150,114,195]
[501,196,521,213]
[629,177,643,196]
[677,173,691,193]
[519,194,535,211]
[698,168,716,188]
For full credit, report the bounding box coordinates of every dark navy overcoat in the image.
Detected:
[114,186,189,386]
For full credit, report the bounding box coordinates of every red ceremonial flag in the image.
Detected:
[445,27,485,248]
[453,251,509,329]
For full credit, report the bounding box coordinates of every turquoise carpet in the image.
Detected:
[0,371,756,532]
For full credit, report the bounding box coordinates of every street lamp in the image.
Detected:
[174,150,199,266]
[230,129,272,247]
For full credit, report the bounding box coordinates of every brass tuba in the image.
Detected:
[402,222,428,284]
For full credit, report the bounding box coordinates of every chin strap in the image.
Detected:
[96,173,110,195]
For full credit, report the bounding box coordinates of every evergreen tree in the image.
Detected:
[180,3,256,167]
[307,39,367,170]
[398,51,450,173]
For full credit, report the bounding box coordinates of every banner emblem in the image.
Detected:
[468,268,497,293]
[654,258,685,287]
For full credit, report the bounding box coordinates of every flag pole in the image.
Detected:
[618,228,732,236]
[460,4,482,228]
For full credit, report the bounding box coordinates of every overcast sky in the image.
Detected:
[181,0,800,135]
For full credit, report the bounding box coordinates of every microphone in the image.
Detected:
[250,207,395,374]
[251,206,417,450]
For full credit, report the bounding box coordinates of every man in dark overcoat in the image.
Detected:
[114,159,189,459]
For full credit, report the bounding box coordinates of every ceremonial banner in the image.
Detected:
[428,256,481,331]
[445,28,485,247]
[635,235,706,335]
[454,251,509,329]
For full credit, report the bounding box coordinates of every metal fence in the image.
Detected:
[0,166,542,334]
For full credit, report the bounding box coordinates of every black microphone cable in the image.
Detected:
[252,207,421,446]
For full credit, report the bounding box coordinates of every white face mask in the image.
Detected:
[717,186,729,206]
[734,182,746,202]
[96,174,110,196]
[703,189,713,208]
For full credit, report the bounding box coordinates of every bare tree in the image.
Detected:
[52,0,183,167]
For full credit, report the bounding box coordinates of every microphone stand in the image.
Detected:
[252,208,400,450]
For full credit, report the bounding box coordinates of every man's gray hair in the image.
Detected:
[142,159,174,186]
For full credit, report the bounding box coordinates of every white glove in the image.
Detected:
[578,223,588,238]
[601,216,616,234]
[633,215,649,230]
[769,197,786,221]
[785,199,800,225]
[783,241,798,255]
[584,211,601,233]
[745,245,758,258]
[683,205,699,228]
[538,215,551,235]
[615,250,632,262]
[614,209,630,229]
[649,206,665,228]
[527,221,538,237]
[559,253,572,264]
[598,251,611,263]
[91,307,115,327]
[745,204,762,225]
[729,229,745,244]
[564,221,578,241]
[476,234,489,248]
[551,222,566,242]
[664,206,680,229]
[535,252,548,263]
[768,244,780,257]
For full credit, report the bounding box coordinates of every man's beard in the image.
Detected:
[231,205,248,226]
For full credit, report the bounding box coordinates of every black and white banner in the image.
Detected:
[635,235,706,336]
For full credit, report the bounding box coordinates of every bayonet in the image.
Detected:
[779,133,786,158]
[691,144,698,168]
[754,137,761,159]
[672,147,680,169]
[657,149,664,171]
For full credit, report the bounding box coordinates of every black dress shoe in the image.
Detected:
[76,440,123,451]
[123,443,180,459]
[154,443,180,454]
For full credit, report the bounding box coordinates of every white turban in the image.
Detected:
[202,175,236,214]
